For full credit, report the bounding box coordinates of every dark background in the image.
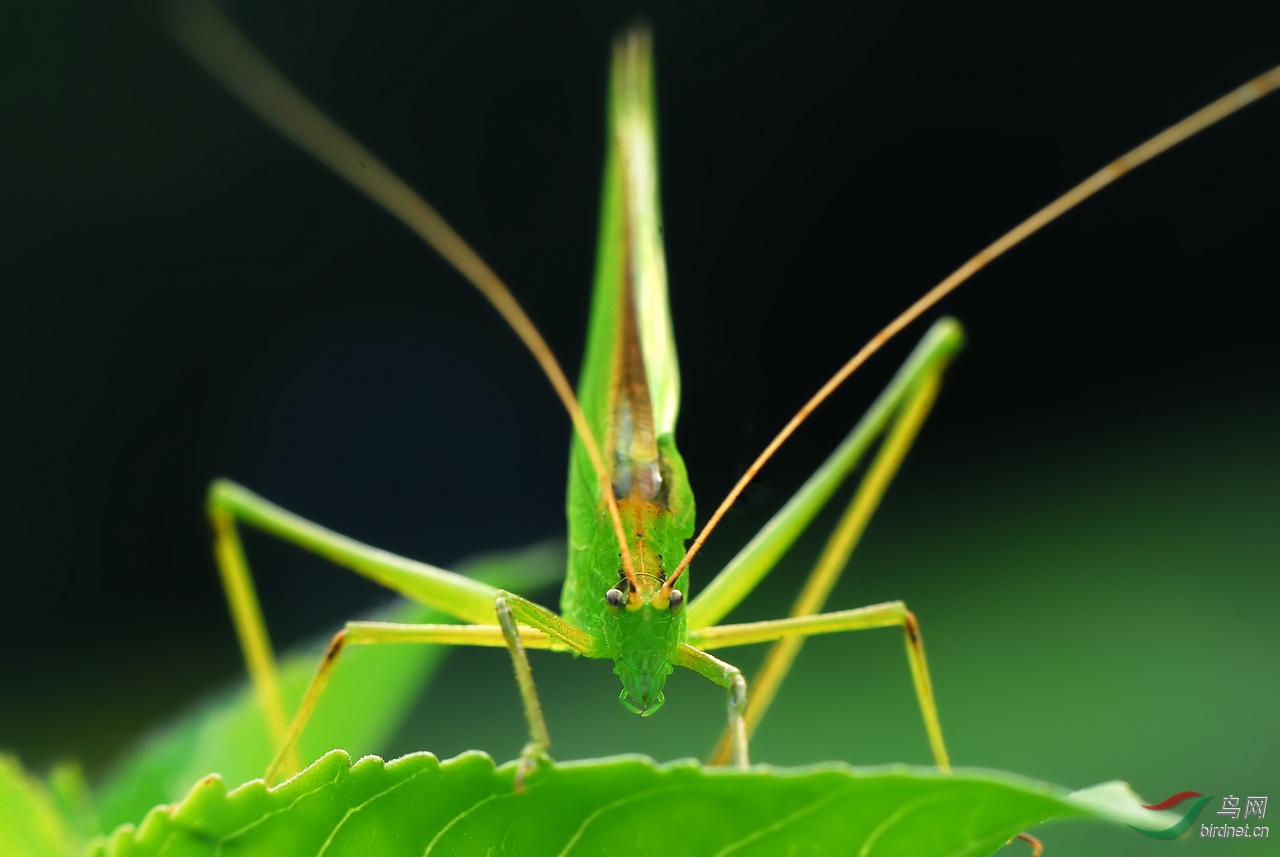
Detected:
[2,0,1278,852]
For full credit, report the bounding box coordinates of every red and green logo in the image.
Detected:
[1130,791,1214,839]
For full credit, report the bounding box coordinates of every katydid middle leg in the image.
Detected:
[689,601,947,769]
[263,616,574,783]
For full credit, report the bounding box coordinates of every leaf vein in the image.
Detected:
[858,789,954,857]
[712,783,859,856]
[153,830,179,857]
[218,769,343,848]
[422,793,502,855]
[316,767,435,857]
[557,786,679,856]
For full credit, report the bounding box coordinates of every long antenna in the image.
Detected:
[665,61,1280,591]
[170,0,640,589]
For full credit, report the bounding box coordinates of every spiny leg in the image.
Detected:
[264,620,569,783]
[689,601,947,771]
[704,368,945,766]
[675,645,749,770]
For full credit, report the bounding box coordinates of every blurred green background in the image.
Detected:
[1,0,1277,853]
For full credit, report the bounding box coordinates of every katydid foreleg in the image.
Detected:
[496,593,552,788]
[673,645,750,770]
[493,590,618,785]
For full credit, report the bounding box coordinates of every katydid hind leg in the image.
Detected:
[209,502,290,754]
[703,366,948,765]
[686,319,962,631]
[208,480,506,625]
[206,478,563,779]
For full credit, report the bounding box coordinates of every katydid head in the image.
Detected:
[602,574,684,715]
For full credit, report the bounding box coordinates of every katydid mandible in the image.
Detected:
[173,0,1280,785]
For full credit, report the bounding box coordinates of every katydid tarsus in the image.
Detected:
[173,0,1280,788]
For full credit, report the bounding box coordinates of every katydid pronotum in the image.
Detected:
[173,0,1280,790]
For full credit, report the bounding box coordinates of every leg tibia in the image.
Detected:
[265,628,346,783]
[209,507,289,750]
[901,610,949,771]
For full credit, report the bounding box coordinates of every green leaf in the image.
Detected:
[91,749,1172,856]
[0,755,85,857]
[93,541,564,832]
[45,763,101,842]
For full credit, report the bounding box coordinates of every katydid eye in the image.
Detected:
[605,588,626,611]
[668,589,684,613]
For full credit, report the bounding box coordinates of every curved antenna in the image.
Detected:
[665,62,1280,592]
[170,0,640,589]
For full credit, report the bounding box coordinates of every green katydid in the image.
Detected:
[172,0,1280,788]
